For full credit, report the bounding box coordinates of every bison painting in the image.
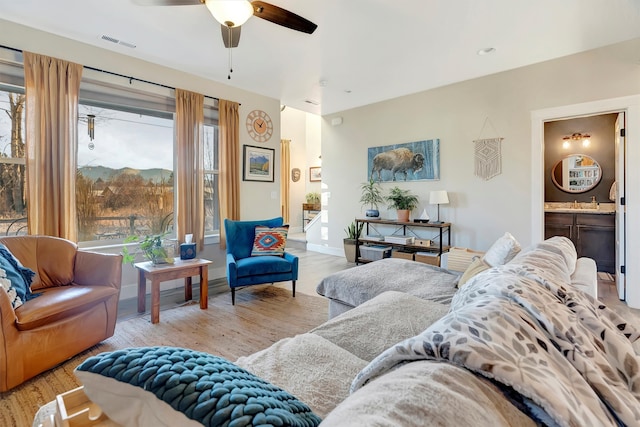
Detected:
[371,148,424,181]
[367,139,440,182]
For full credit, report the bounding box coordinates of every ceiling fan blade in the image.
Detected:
[132,0,201,6]
[221,25,241,48]
[251,1,317,34]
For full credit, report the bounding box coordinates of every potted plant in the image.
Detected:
[343,221,364,263]
[304,192,321,210]
[385,186,419,222]
[360,179,384,218]
[122,232,175,265]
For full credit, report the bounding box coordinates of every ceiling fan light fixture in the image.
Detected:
[205,0,253,27]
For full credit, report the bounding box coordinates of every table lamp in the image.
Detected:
[429,190,449,223]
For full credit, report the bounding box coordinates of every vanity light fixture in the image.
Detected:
[562,132,590,149]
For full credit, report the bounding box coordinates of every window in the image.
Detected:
[0,89,27,235]
[76,103,175,243]
[203,123,220,235]
[0,48,220,244]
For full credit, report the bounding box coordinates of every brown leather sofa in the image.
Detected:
[0,235,122,392]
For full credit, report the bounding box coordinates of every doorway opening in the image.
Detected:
[542,113,623,298]
[532,95,640,308]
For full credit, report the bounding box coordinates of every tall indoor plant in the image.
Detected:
[385,186,419,222]
[360,179,384,218]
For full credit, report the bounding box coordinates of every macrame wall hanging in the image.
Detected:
[474,117,504,181]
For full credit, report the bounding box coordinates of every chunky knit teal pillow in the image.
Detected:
[75,346,321,427]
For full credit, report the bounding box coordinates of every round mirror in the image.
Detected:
[551,154,602,193]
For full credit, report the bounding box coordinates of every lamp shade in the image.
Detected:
[205,0,254,27]
[429,190,449,205]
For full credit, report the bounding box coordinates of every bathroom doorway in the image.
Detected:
[542,113,624,298]
[531,95,640,307]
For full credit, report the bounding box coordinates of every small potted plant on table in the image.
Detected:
[122,233,175,265]
[385,186,419,222]
[360,179,384,218]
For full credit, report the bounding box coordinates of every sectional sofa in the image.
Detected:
[236,236,639,426]
[37,235,639,427]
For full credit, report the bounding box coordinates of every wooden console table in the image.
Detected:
[135,258,212,324]
[302,203,321,230]
[355,218,451,265]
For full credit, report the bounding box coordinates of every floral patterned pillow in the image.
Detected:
[0,268,22,309]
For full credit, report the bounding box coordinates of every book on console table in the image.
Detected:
[384,236,415,245]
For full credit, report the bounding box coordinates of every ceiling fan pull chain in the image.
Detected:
[227,26,233,80]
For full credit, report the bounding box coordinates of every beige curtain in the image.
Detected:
[218,99,240,249]
[280,139,290,223]
[175,89,205,250]
[23,52,83,240]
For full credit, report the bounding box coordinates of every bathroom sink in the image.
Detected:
[544,202,616,214]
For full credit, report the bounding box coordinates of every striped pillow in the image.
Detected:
[446,247,485,272]
[251,225,289,257]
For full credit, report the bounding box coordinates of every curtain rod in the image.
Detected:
[0,44,222,103]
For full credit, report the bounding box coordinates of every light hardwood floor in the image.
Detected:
[118,244,640,327]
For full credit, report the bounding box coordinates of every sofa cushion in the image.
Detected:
[235,255,293,277]
[508,237,575,285]
[15,285,120,331]
[483,232,521,267]
[236,333,367,419]
[570,257,598,298]
[0,243,36,304]
[311,291,449,362]
[321,360,536,427]
[457,257,491,288]
[0,235,77,290]
[251,225,288,257]
[75,346,321,427]
[316,258,458,308]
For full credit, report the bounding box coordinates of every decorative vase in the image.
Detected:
[343,238,358,263]
[365,209,380,218]
[396,209,410,222]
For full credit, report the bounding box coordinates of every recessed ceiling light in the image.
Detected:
[477,47,496,56]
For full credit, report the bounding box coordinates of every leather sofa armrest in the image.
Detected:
[74,251,123,289]
[0,289,17,329]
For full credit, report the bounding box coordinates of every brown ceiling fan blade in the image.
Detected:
[132,0,201,6]
[221,25,241,48]
[251,1,317,34]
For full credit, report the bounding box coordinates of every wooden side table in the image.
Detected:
[135,258,212,324]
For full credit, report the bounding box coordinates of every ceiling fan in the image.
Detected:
[134,0,317,49]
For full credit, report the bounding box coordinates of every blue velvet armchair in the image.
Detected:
[224,217,298,305]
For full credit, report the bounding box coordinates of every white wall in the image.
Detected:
[313,38,640,306]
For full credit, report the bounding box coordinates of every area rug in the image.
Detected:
[0,286,328,427]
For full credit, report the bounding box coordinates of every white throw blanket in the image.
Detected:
[352,263,640,426]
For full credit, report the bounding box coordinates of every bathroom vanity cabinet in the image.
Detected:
[545,211,615,273]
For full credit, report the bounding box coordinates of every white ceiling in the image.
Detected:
[1,0,640,115]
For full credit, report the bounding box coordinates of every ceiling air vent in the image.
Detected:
[304,99,320,106]
[100,35,136,49]
[101,35,119,44]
